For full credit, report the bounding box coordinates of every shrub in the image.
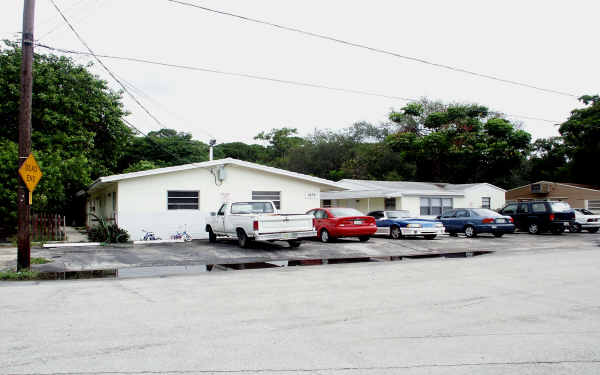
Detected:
[87,214,129,243]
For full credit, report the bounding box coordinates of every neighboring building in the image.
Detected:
[506,181,600,212]
[320,180,506,217]
[84,158,344,240]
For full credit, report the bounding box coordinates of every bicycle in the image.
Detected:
[141,229,161,241]
[171,230,192,242]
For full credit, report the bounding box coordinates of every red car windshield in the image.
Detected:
[328,208,364,217]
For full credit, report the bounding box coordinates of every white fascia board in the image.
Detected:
[461,183,506,193]
[320,190,402,200]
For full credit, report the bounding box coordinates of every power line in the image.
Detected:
[167,0,577,99]
[35,43,413,102]
[35,43,562,124]
[47,0,169,134]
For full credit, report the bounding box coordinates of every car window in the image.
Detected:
[315,210,329,219]
[579,209,594,215]
[517,204,529,213]
[328,208,363,217]
[231,202,274,214]
[368,211,384,219]
[551,202,571,212]
[531,203,548,213]
[471,209,501,217]
[386,210,411,219]
[217,204,226,216]
[455,210,469,218]
[441,210,456,218]
[502,204,518,214]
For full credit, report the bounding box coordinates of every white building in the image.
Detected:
[320,180,506,217]
[85,158,344,240]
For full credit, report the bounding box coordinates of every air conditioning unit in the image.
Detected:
[530,183,550,193]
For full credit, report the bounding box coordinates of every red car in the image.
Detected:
[307,208,377,243]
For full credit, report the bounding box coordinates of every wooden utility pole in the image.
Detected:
[17,0,36,271]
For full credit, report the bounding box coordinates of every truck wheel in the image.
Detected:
[237,229,251,248]
[390,226,402,240]
[527,223,540,235]
[358,236,370,242]
[569,223,582,233]
[288,240,301,248]
[320,229,331,243]
[464,225,477,238]
[208,228,217,243]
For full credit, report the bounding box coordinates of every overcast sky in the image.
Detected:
[2,0,599,144]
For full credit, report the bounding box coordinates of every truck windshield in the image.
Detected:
[231,202,274,214]
[386,211,411,219]
[551,202,571,212]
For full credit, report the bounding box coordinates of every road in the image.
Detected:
[2,243,600,374]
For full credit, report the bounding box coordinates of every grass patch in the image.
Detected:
[31,257,51,264]
[0,269,40,281]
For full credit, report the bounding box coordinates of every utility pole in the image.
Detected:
[17,0,36,271]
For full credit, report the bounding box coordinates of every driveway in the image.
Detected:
[1,232,598,273]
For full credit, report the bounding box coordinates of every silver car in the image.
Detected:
[569,209,600,233]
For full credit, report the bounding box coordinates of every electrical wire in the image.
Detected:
[167,0,577,99]
[35,43,562,124]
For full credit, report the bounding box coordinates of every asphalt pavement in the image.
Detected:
[1,243,599,374]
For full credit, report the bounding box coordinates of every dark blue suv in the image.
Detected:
[499,201,575,234]
[438,208,515,238]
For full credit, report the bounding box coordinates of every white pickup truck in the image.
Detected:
[205,201,316,248]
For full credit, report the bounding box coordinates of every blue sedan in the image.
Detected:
[367,210,445,239]
[438,208,515,238]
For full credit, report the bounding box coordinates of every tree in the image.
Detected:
[0,41,132,234]
[254,127,304,165]
[559,95,600,186]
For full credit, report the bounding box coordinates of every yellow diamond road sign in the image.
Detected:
[18,153,42,192]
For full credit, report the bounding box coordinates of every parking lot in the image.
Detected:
[2,231,598,273]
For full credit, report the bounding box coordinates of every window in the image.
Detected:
[518,203,529,213]
[384,198,396,210]
[420,197,453,215]
[167,191,199,210]
[502,204,517,214]
[551,202,571,212]
[328,208,363,217]
[481,197,491,209]
[322,199,332,208]
[217,204,226,216]
[532,203,547,213]
[231,202,274,214]
[315,210,328,219]
[441,210,456,218]
[589,200,600,211]
[252,191,281,209]
[531,183,541,193]
[368,211,384,219]
[455,210,469,218]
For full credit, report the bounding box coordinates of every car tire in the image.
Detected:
[208,229,217,243]
[588,228,599,234]
[320,229,331,243]
[358,236,370,242]
[551,226,565,235]
[493,233,504,238]
[237,229,251,248]
[464,225,477,238]
[527,223,540,235]
[390,226,402,240]
[569,223,582,233]
[424,234,437,240]
[288,240,301,248]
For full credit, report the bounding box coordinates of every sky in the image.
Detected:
[2,0,599,145]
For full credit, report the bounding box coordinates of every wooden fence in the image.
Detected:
[32,213,66,242]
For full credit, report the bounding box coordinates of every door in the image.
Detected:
[440,209,456,231]
[454,210,470,231]
[501,203,518,228]
[312,209,328,233]
[516,203,530,230]
[214,204,227,233]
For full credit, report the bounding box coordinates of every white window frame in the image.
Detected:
[252,191,281,210]
[482,197,491,209]
[420,197,453,216]
[167,190,200,210]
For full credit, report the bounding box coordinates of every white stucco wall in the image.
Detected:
[115,164,324,240]
[461,184,506,210]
